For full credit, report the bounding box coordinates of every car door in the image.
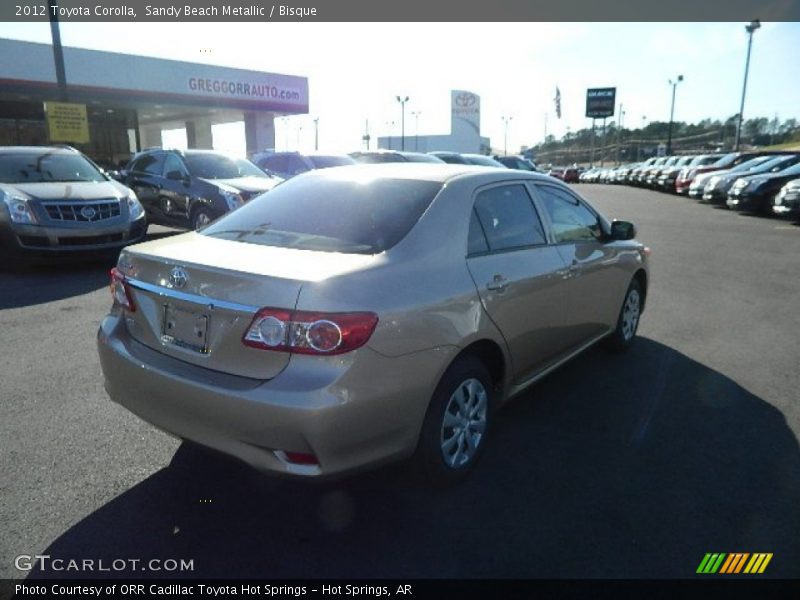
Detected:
[465,182,571,384]
[532,183,626,349]
[160,152,192,223]
[127,153,164,217]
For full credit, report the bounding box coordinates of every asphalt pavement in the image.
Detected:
[1,187,798,580]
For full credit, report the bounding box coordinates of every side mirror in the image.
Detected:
[106,169,122,182]
[166,170,187,181]
[610,220,636,240]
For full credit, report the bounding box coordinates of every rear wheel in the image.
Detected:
[414,356,493,484]
[605,278,643,352]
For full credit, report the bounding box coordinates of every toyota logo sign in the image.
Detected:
[80,206,97,220]
[455,93,477,108]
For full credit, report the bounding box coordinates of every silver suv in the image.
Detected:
[0,146,146,261]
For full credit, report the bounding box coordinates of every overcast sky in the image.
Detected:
[1,21,798,154]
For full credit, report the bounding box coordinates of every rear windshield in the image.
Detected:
[201,175,443,254]
[307,155,355,169]
[0,151,106,184]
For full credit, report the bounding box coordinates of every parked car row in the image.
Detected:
[580,150,800,219]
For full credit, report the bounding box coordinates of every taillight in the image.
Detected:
[109,267,135,312]
[243,308,378,355]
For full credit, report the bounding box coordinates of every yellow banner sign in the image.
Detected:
[44,102,90,144]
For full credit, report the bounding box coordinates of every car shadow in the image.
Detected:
[0,227,182,310]
[25,338,800,579]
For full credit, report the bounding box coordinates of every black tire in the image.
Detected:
[605,278,643,352]
[191,205,215,230]
[414,355,493,484]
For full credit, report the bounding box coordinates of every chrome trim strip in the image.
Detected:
[126,278,259,314]
[507,329,612,398]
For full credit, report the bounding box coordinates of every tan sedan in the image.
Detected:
[98,164,649,481]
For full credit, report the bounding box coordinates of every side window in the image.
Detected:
[138,153,165,176]
[162,153,187,177]
[467,210,489,255]
[536,185,602,243]
[473,184,547,252]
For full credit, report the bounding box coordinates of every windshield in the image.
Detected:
[0,151,106,184]
[729,156,773,172]
[307,155,356,169]
[184,153,242,179]
[234,158,272,178]
[201,175,443,254]
[464,155,505,167]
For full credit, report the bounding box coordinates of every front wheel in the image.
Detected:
[414,356,493,484]
[191,205,214,230]
[605,278,643,352]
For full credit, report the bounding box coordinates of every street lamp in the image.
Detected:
[411,110,421,151]
[735,19,761,151]
[501,116,512,156]
[396,96,409,151]
[666,75,684,154]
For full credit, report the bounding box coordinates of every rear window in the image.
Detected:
[201,175,443,254]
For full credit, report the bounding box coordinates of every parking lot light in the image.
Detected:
[735,20,761,151]
[396,95,409,151]
[666,75,683,155]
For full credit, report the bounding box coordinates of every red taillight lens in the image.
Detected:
[243,308,378,355]
[109,267,135,312]
[283,451,318,465]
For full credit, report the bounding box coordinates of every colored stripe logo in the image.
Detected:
[697,553,773,574]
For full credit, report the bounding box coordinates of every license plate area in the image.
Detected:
[162,304,209,354]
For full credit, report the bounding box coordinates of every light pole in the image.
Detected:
[411,111,421,151]
[313,117,319,151]
[666,75,683,154]
[396,96,409,151]
[616,104,625,165]
[501,116,512,156]
[638,115,647,161]
[735,19,761,151]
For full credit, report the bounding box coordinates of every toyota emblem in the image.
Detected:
[455,93,477,108]
[168,266,189,289]
[80,206,97,220]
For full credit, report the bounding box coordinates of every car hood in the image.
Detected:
[200,176,280,194]
[1,180,129,201]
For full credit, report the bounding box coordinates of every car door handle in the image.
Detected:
[486,275,508,291]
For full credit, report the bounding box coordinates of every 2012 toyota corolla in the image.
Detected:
[97,164,650,481]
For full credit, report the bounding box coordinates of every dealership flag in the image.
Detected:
[555,87,562,119]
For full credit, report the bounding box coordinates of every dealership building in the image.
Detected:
[378,90,491,155]
[0,38,309,166]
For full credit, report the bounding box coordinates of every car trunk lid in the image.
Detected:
[117,232,376,380]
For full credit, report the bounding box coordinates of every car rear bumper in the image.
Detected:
[97,313,455,479]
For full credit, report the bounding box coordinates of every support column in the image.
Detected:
[244,111,276,155]
[139,125,162,149]
[186,118,213,149]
